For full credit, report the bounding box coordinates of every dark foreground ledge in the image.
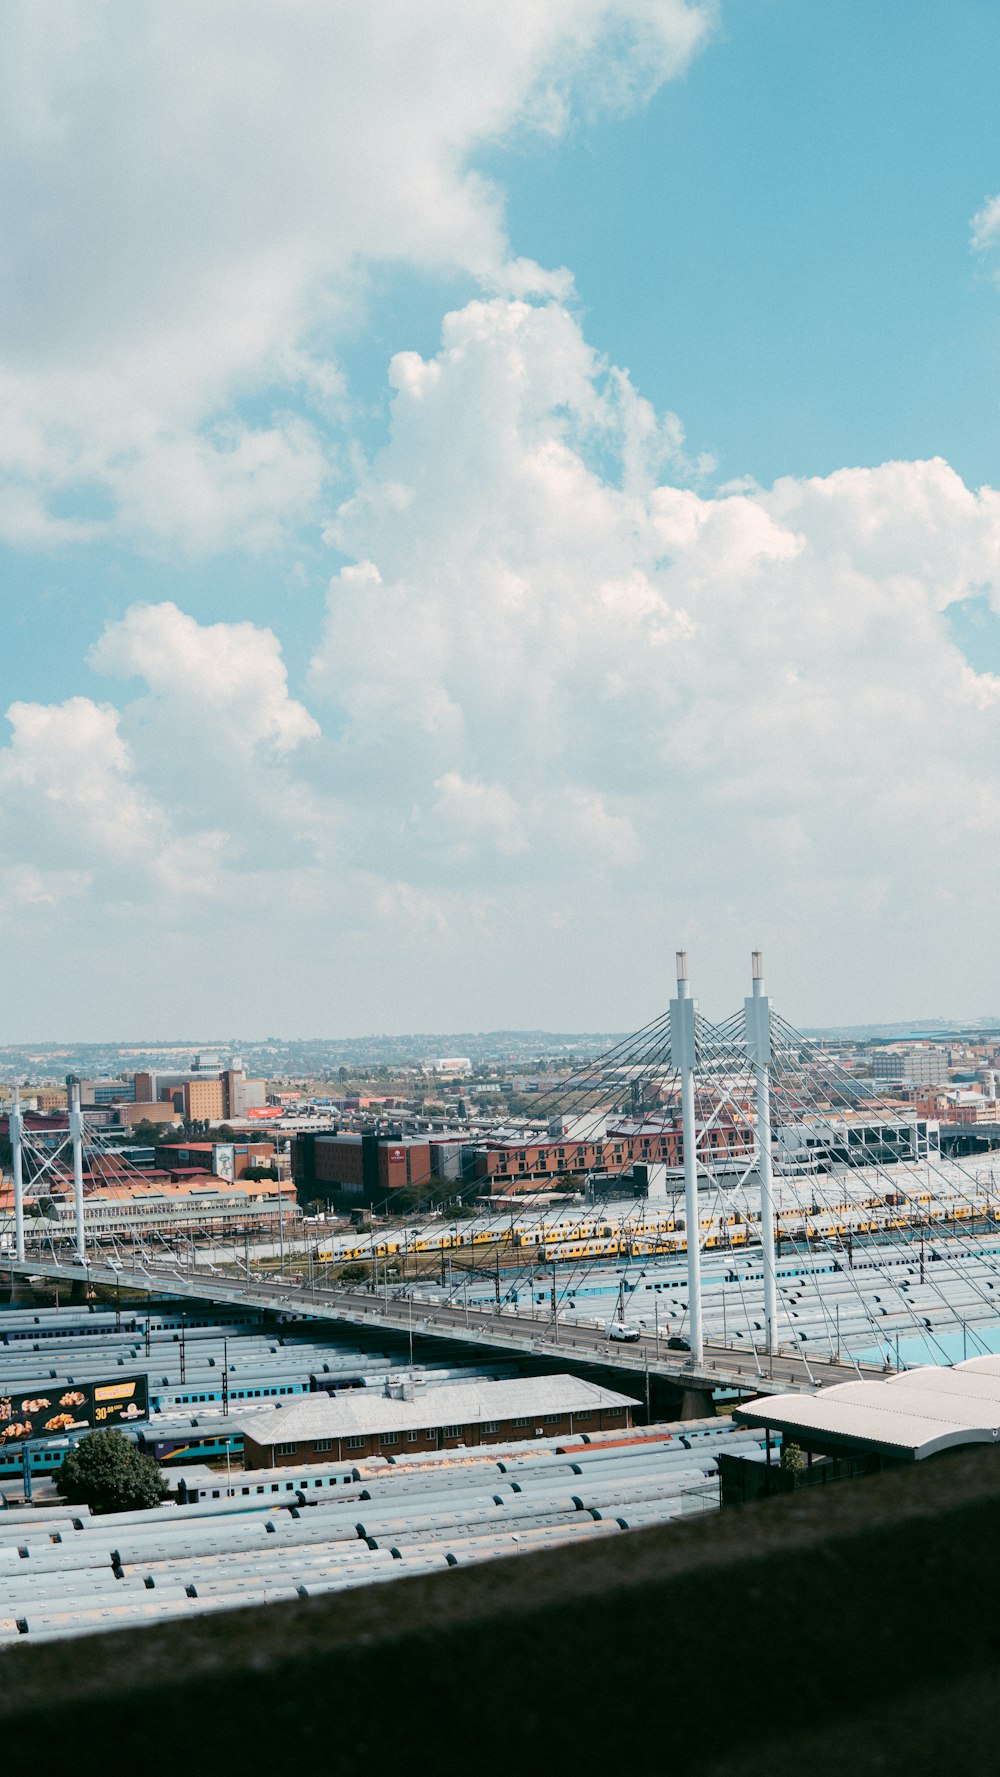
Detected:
[2,1450,999,1777]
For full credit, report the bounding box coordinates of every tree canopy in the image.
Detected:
[127,1119,180,1143]
[58,1428,169,1514]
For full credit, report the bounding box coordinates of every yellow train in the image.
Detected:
[317,1189,989,1269]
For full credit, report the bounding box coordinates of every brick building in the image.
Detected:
[293,1132,443,1205]
[155,1140,278,1179]
[240,1374,636,1467]
[475,1112,753,1193]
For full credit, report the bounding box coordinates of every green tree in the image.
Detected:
[338,1262,371,1284]
[128,1119,178,1144]
[779,1440,805,1474]
[58,1428,169,1514]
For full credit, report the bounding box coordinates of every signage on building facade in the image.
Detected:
[212,1142,236,1182]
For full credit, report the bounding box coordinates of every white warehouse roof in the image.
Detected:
[736,1356,1000,1460]
[240,1373,637,1448]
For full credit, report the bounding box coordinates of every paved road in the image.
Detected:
[4,1254,878,1396]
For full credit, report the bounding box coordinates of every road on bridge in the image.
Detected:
[230,1272,873,1393]
[5,1254,877,1397]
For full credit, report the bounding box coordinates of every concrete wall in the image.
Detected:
[2,1444,999,1774]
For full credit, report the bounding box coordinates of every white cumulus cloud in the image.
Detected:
[0,0,713,550]
[303,294,1000,1021]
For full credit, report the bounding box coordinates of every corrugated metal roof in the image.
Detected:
[735,1358,1000,1459]
[240,1374,638,1446]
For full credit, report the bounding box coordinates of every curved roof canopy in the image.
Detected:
[735,1356,1000,1460]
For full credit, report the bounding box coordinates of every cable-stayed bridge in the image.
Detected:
[6,951,1000,1400]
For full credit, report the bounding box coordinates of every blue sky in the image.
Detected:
[487,0,1000,491]
[3,1,1000,1037]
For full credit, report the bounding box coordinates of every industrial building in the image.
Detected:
[238,1374,636,1467]
[736,1355,1000,1463]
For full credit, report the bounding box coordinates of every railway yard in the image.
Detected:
[0,1415,765,1643]
[8,1155,1000,1644]
[315,1156,1000,1369]
[0,1296,774,1642]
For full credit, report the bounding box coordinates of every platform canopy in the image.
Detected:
[735,1356,1000,1460]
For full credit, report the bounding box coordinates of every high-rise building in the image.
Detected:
[182,1078,227,1121]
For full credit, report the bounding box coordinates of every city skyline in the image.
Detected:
[4,3,1000,1037]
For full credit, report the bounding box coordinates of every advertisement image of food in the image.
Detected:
[44,1413,77,1432]
[0,1375,149,1440]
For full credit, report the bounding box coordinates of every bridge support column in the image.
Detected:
[671,951,704,1366]
[0,1269,33,1306]
[679,1388,715,1421]
[746,951,778,1361]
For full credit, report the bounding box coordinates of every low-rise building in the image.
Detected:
[36,1172,298,1240]
[154,1140,280,1180]
[240,1373,637,1467]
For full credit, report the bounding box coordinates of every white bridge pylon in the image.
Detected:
[669,949,780,1365]
[11,1078,88,1268]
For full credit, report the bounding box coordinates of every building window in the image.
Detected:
[314,1439,333,1452]
[406,1430,419,1442]
[442,1424,463,1438]
[276,1441,297,1456]
[481,1420,499,1435]
[380,1431,399,1446]
[606,1408,623,1418]
[514,1417,529,1427]
[544,1413,562,1424]
[346,1436,365,1450]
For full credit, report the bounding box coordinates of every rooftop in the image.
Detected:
[736,1355,1000,1459]
[240,1373,637,1446]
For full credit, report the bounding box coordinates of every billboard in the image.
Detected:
[0,1374,149,1445]
[212,1142,236,1182]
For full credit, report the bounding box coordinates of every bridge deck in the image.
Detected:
[1,1256,878,1396]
